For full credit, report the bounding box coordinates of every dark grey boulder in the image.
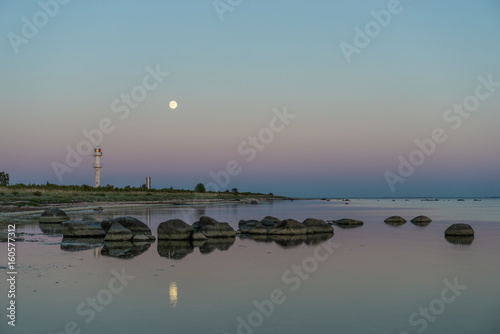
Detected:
[195,216,236,238]
[328,218,364,227]
[302,218,333,234]
[157,219,193,240]
[191,230,208,240]
[260,216,281,228]
[39,208,70,223]
[102,217,155,241]
[411,216,432,225]
[100,219,114,233]
[62,220,106,238]
[202,222,235,238]
[104,222,134,242]
[82,216,100,223]
[444,224,474,237]
[248,223,269,235]
[133,234,154,242]
[238,219,260,233]
[268,219,307,235]
[384,216,407,225]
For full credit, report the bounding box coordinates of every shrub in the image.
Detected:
[194,183,206,193]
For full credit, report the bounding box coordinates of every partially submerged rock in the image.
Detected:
[260,216,281,227]
[157,219,193,240]
[411,216,432,225]
[39,208,70,224]
[62,220,106,238]
[191,230,208,240]
[268,219,307,235]
[444,224,474,237]
[104,222,134,242]
[82,216,100,223]
[384,216,407,225]
[302,218,333,234]
[238,219,260,234]
[102,217,155,241]
[328,218,364,227]
[248,224,269,235]
[195,216,236,238]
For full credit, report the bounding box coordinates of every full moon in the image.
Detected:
[169,101,178,109]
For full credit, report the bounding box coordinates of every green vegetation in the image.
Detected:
[0,181,283,206]
[0,172,9,186]
[194,183,206,193]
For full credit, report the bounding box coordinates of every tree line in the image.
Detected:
[0,172,267,196]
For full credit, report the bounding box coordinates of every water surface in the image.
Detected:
[1,199,499,334]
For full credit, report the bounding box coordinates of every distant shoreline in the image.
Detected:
[0,197,289,223]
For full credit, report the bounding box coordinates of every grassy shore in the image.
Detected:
[0,187,286,215]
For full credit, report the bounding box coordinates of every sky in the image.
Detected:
[0,0,499,198]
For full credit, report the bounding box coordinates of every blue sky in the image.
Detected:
[0,0,499,197]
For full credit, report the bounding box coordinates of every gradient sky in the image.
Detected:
[1,0,499,197]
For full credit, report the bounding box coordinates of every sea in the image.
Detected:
[1,198,499,334]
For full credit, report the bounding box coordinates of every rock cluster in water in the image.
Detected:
[239,216,333,235]
[36,208,476,254]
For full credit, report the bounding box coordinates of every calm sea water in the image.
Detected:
[1,199,499,334]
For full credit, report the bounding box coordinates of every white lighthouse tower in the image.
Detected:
[93,147,102,188]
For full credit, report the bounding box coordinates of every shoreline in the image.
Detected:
[0,197,288,223]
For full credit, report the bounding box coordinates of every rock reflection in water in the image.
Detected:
[199,237,235,254]
[60,238,104,252]
[445,236,474,245]
[101,241,152,259]
[269,235,307,249]
[157,240,194,260]
[305,233,334,246]
[238,234,273,243]
[39,223,63,236]
[158,237,236,259]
